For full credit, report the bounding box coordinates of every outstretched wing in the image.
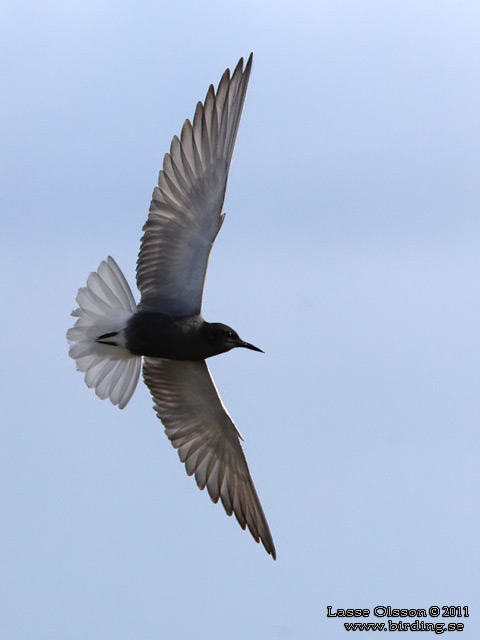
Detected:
[142,357,276,559]
[137,55,252,316]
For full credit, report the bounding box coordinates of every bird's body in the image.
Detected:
[126,312,207,359]
[100,312,260,361]
[67,54,276,559]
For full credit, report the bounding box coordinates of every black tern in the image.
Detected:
[67,54,276,559]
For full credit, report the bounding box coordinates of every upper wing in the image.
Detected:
[142,357,276,559]
[137,55,253,316]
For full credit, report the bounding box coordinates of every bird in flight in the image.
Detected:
[67,54,276,559]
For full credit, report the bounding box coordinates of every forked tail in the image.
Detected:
[66,256,141,409]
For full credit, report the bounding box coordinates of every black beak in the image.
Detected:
[241,341,264,353]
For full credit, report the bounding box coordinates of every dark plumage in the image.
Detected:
[124,313,263,360]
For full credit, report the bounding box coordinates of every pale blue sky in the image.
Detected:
[2,1,480,638]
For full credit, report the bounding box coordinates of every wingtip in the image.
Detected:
[261,535,277,560]
[232,53,253,77]
[262,532,277,560]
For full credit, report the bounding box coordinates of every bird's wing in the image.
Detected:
[142,357,276,559]
[137,55,252,316]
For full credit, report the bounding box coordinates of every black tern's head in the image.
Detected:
[206,322,264,356]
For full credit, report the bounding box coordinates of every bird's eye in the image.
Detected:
[224,330,235,338]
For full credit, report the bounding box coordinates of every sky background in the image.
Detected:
[2,1,480,638]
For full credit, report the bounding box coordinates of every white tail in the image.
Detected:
[67,256,141,409]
